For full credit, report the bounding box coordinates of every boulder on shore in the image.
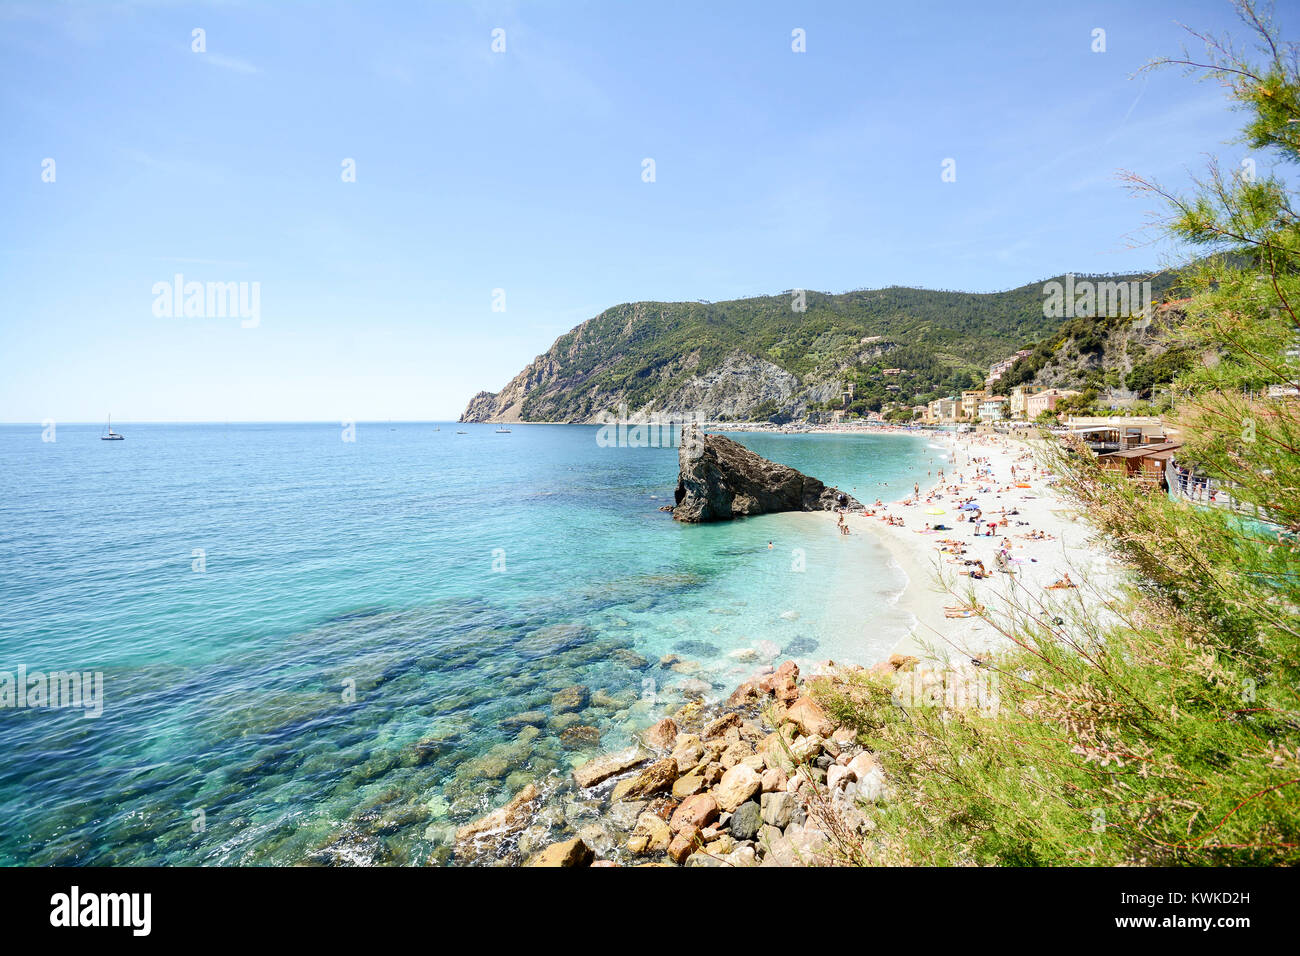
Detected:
[526,836,594,867]
[673,428,863,522]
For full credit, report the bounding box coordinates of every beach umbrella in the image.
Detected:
[961,502,980,511]
[925,507,945,515]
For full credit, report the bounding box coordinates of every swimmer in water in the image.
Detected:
[767,541,773,549]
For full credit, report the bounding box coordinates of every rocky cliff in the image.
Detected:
[672,429,862,522]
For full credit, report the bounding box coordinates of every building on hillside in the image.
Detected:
[978,396,1009,421]
[882,368,903,375]
[1025,388,1080,419]
[960,390,988,420]
[1009,384,1046,420]
[985,350,1034,388]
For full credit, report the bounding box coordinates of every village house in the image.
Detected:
[978,396,1009,421]
[926,396,959,424]
[1025,388,1080,419]
[960,389,988,420]
[1009,384,1046,420]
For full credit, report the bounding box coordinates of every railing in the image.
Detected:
[1166,460,1259,517]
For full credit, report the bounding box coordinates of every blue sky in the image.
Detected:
[0,0,1274,422]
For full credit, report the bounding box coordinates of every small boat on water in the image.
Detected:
[456,430,467,434]
[101,415,124,440]
[495,426,511,434]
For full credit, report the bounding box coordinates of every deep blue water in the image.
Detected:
[0,422,936,864]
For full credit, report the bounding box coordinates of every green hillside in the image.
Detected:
[461,270,1185,423]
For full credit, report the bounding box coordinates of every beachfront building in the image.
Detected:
[1009,384,1046,419]
[925,396,959,424]
[1066,415,1168,448]
[960,390,988,420]
[1025,388,1080,419]
[978,396,1009,421]
[1099,441,1182,488]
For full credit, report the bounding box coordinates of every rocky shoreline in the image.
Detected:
[448,652,919,867]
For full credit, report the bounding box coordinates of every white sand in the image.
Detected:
[833,431,1126,666]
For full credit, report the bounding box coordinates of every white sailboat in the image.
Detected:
[101,415,124,440]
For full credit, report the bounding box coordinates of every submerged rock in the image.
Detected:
[453,783,540,858]
[673,427,863,522]
[560,724,602,750]
[572,747,651,789]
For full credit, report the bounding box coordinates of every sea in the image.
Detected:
[0,422,940,864]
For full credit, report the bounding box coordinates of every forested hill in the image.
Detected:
[460,271,1183,423]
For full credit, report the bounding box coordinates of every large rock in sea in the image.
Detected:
[672,427,862,522]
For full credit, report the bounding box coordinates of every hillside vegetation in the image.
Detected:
[816,0,1300,866]
[460,273,1181,423]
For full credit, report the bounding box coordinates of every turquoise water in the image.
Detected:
[0,423,936,865]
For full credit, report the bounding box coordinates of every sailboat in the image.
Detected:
[495,425,512,434]
[101,415,124,440]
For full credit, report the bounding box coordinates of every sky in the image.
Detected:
[0,0,1279,422]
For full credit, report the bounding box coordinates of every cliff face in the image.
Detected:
[672,429,862,523]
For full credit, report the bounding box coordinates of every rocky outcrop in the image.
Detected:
[673,428,862,523]
[459,342,809,424]
[655,351,800,421]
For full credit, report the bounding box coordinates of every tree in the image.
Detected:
[814,1,1300,866]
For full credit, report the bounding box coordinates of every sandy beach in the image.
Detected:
[838,431,1125,666]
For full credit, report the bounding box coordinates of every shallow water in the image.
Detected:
[0,422,936,864]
